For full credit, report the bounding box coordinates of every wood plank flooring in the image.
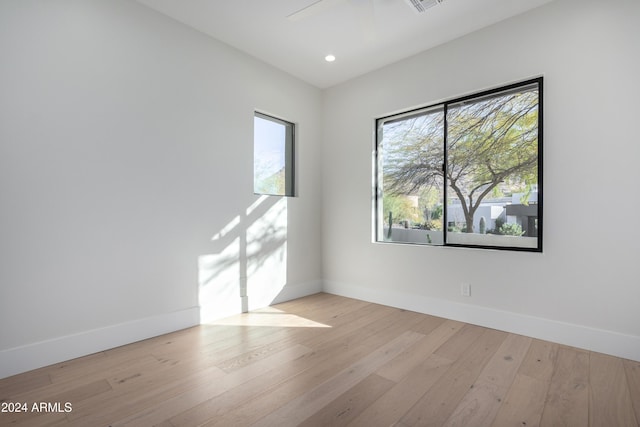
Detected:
[1,293,638,426]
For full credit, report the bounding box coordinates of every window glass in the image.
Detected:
[375,78,542,251]
[254,112,295,196]
[378,106,445,245]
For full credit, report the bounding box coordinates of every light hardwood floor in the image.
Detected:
[1,293,639,426]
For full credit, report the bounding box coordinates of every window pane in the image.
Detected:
[446,84,540,249]
[254,113,294,196]
[374,79,542,251]
[377,106,445,244]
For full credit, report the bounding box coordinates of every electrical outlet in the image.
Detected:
[461,283,471,297]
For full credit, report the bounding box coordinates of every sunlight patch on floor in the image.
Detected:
[207,307,331,328]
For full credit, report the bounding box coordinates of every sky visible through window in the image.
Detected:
[254,114,288,195]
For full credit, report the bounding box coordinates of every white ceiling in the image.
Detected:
[135,0,554,88]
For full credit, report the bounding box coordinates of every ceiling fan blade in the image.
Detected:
[286,0,348,21]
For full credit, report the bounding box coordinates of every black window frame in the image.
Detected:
[374,77,543,252]
[253,111,296,197]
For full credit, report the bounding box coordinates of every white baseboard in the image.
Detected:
[323,280,640,362]
[271,280,323,305]
[199,280,324,323]
[0,307,200,380]
[0,280,323,378]
[8,278,634,380]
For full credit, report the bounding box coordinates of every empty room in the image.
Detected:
[1,0,639,425]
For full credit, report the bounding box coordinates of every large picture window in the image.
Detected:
[254,112,295,197]
[375,78,542,251]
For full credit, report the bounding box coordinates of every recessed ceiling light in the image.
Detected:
[325,54,336,62]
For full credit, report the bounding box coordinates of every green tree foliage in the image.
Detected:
[382,88,538,233]
[499,222,524,236]
[383,194,420,226]
[255,166,285,195]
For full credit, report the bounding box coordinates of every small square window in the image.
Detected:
[253,112,295,197]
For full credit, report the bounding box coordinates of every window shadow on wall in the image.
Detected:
[198,196,289,323]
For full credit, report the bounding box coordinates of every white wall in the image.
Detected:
[322,0,640,361]
[0,0,323,378]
